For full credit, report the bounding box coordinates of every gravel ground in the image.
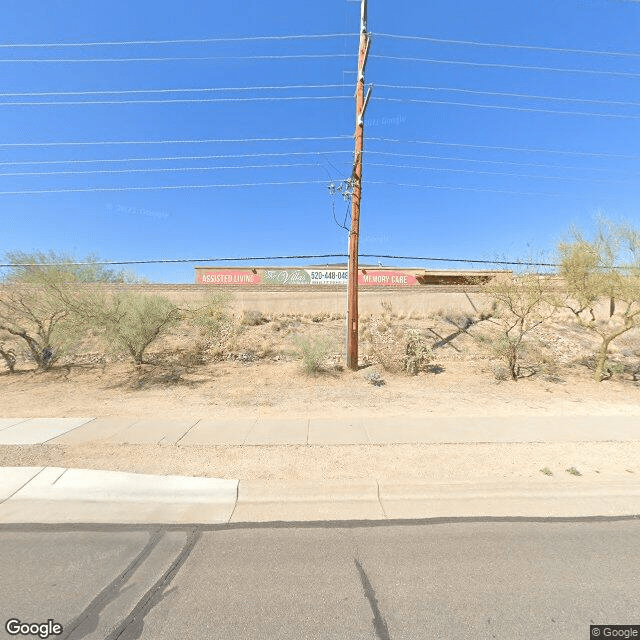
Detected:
[1,441,639,481]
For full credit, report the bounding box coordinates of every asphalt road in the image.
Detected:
[0,518,638,640]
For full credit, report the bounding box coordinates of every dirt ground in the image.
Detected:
[1,312,639,420]
[1,309,639,480]
[0,441,638,481]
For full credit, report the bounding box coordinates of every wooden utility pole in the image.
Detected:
[347,0,372,370]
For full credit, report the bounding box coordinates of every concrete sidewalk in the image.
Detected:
[1,467,640,524]
[1,414,640,446]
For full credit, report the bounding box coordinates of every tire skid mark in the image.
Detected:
[105,527,202,640]
[63,528,165,639]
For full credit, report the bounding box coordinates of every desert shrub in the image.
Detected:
[479,272,556,381]
[293,335,333,374]
[190,293,239,359]
[363,313,405,373]
[77,291,181,365]
[271,316,302,334]
[0,283,83,369]
[403,329,433,375]
[491,361,510,381]
[363,305,433,375]
[0,251,145,370]
[558,218,640,381]
[364,370,385,386]
[241,309,269,326]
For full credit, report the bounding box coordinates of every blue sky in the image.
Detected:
[1,0,640,282]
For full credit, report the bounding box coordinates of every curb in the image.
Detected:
[1,468,640,524]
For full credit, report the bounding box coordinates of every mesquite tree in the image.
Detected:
[558,220,640,382]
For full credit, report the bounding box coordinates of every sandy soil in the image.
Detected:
[1,312,639,481]
[1,358,639,420]
[0,314,639,420]
[0,442,638,481]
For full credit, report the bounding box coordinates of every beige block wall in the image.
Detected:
[79,284,487,316]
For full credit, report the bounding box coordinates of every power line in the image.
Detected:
[0,178,563,196]
[0,135,352,148]
[367,162,632,184]
[368,137,640,160]
[0,95,350,107]
[375,96,640,119]
[371,54,640,79]
[365,179,560,197]
[0,84,346,97]
[373,33,640,59]
[366,150,634,173]
[0,253,559,268]
[0,34,355,48]
[376,83,640,108]
[0,150,353,167]
[0,149,620,174]
[0,53,353,64]
[364,255,558,267]
[0,180,328,195]
[0,162,322,177]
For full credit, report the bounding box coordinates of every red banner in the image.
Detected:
[359,270,418,286]
[197,270,261,285]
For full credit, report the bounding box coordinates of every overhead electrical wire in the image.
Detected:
[0,253,559,268]
[0,135,352,148]
[0,53,353,64]
[0,150,626,174]
[367,162,632,184]
[0,150,353,167]
[368,137,640,160]
[0,33,355,48]
[0,180,566,197]
[373,33,640,59]
[364,179,560,197]
[0,84,346,97]
[365,151,635,174]
[375,96,640,119]
[371,54,640,79]
[0,180,328,195]
[0,162,323,177]
[3,161,629,183]
[376,84,640,108]
[0,95,350,107]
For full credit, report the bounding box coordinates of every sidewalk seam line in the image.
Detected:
[51,468,68,485]
[175,419,200,445]
[0,418,30,434]
[363,421,371,445]
[44,417,97,444]
[0,466,47,505]
[242,415,260,445]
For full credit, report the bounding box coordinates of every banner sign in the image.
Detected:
[197,270,261,285]
[262,269,312,285]
[197,268,419,286]
[358,270,418,286]
[308,269,349,285]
